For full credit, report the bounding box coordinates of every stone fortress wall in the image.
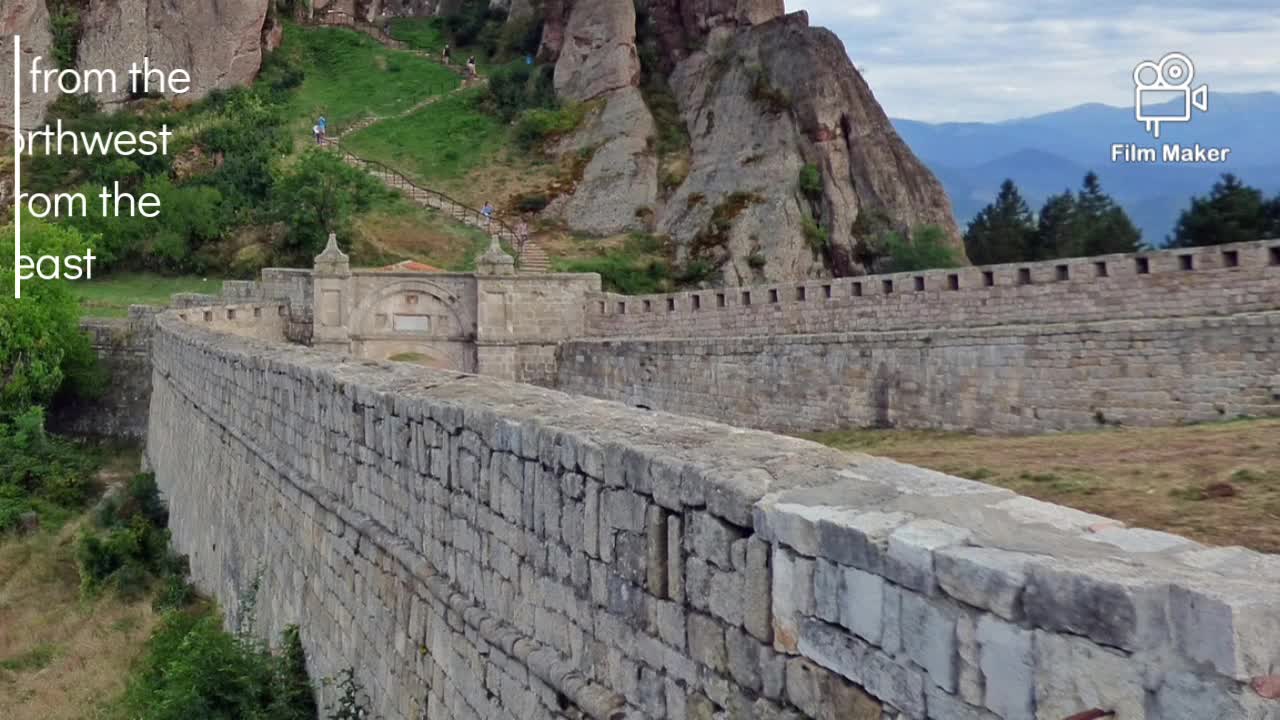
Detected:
[560,240,1280,433]
[51,306,160,439]
[584,241,1280,338]
[146,300,1280,720]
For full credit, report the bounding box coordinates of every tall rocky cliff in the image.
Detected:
[0,0,56,129]
[543,0,964,282]
[1,0,278,122]
[76,0,275,110]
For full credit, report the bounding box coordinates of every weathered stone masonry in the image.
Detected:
[147,303,1280,720]
[562,240,1280,433]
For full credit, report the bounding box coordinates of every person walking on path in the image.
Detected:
[481,201,495,229]
[466,56,477,80]
[317,115,327,140]
[442,43,451,65]
[313,122,323,145]
[515,218,529,255]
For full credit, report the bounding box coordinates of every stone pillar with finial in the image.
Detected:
[475,231,516,276]
[312,232,353,354]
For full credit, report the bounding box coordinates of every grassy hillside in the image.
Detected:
[342,88,504,183]
[286,25,460,134]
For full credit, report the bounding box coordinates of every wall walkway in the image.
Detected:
[146,302,1280,720]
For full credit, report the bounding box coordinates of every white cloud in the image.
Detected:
[790,0,1280,121]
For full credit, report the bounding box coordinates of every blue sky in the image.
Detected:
[790,1,1280,123]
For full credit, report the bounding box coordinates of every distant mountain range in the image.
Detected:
[891,92,1280,246]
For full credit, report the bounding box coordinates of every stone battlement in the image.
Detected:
[145,302,1280,720]
[586,239,1280,338]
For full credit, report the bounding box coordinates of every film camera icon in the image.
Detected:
[1134,52,1208,139]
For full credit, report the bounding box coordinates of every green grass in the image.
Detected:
[551,233,675,295]
[286,24,460,133]
[74,274,221,317]
[389,17,448,54]
[0,643,58,674]
[342,88,504,183]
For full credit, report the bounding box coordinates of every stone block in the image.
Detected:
[1169,579,1280,681]
[688,612,727,673]
[797,617,926,719]
[935,546,1038,621]
[686,512,745,570]
[885,520,972,594]
[901,593,958,693]
[974,615,1033,720]
[745,538,773,643]
[772,546,815,653]
[839,565,886,645]
[924,685,1000,720]
[726,626,763,691]
[1032,631,1145,720]
[1022,560,1170,652]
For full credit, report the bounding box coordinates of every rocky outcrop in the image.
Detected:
[553,0,640,100]
[546,4,962,282]
[76,0,272,110]
[658,11,964,283]
[548,88,659,235]
[547,0,657,235]
[646,0,782,65]
[0,0,57,129]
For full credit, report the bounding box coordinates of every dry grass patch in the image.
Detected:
[805,418,1280,553]
[353,202,494,271]
[0,521,157,720]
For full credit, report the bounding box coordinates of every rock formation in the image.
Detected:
[0,0,57,129]
[76,0,272,110]
[660,10,964,282]
[544,0,657,236]
[544,0,964,282]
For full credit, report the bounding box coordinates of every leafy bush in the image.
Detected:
[484,63,557,121]
[802,217,830,255]
[0,407,98,532]
[114,609,318,720]
[47,0,85,69]
[77,473,190,601]
[0,219,103,417]
[880,225,963,273]
[272,149,392,264]
[799,164,823,200]
[513,104,590,151]
[552,233,673,294]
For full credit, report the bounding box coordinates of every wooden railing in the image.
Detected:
[321,137,522,245]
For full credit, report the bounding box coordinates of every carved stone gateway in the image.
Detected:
[310,236,600,381]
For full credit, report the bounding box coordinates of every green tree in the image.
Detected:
[1073,171,1143,256]
[963,179,1035,264]
[1030,190,1077,260]
[881,225,963,273]
[0,218,102,418]
[1168,173,1275,248]
[272,149,389,263]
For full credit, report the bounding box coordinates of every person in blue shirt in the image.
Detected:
[317,115,327,140]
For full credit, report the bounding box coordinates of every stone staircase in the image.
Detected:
[306,11,549,273]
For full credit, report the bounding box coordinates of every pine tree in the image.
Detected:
[1169,174,1272,247]
[1031,191,1078,260]
[1074,172,1143,256]
[1267,195,1280,237]
[964,179,1036,265]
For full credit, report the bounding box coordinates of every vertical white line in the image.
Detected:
[13,34,21,299]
